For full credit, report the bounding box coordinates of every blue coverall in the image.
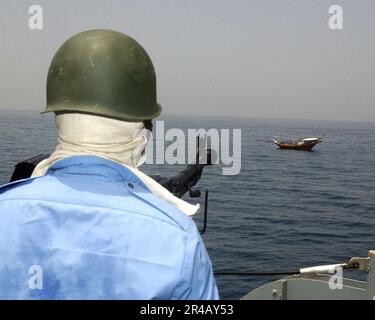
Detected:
[0,155,219,299]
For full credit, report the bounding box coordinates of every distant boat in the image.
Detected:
[272,136,322,151]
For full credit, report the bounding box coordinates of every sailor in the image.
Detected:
[0,30,219,299]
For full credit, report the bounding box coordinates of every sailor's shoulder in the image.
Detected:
[127,184,197,232]
[0,177,40,196]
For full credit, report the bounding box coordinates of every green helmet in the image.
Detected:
[43,29,161,121]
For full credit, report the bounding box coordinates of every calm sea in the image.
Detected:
[1,110,375,299]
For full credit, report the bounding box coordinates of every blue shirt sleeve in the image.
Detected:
[174,224,220,300]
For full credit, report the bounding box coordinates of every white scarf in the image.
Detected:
[32,113,199,216]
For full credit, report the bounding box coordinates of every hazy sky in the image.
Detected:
[0,0,374,122]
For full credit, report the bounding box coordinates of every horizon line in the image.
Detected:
[1,107,375,125]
